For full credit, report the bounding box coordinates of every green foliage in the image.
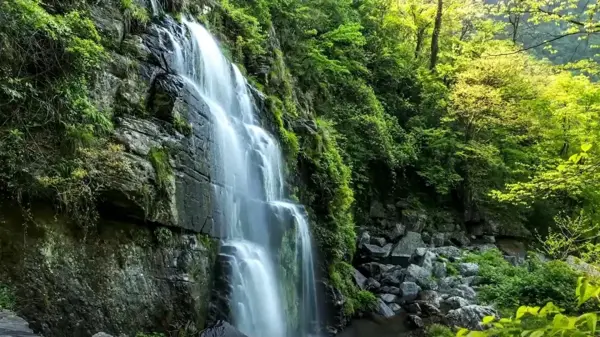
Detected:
[0,0,114,226]
[0,284,15,310]
[148,147,172,194]
[464,250,584,313]
[154,227,172,245]
[457,278,600,337]
[536,210,600,263]
[427,323,454,337]
[121,0,150,32]
[329,261,377,315]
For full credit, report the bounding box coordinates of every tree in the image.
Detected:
[430,0,443,69]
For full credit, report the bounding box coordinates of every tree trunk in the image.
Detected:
[415,27,426,58]
[430,0,443,70]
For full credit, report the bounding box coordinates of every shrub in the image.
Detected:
[464,249,584,313]
[0,284,15,310]
[427,323,454,337]
[329,261,376,315]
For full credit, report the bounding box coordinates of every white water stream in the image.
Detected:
[154,13,321,337]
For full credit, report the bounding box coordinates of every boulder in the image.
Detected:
[389,232,426,266]
[445,285,477,301]
[432,233,445,247]
[388,303,403,313]
[364,278,382,292]
[357,232,370,249]
[402,264,432,288]
[380,267,404,286]
[449,232,471,247]
[482,235,496,244]
[370,237,387,247]
[407,315,424,329]
[441,296,470,312]
[470,244,497,253]
[0,310,40,336]
[92,334,114,337]
[379,293,399,304]
[199,321,249,337]
[566,255,600,278]
[496,238,526,258]
[438,276,461,292]
[432,262,447,279]
[387,223,406,242]
[405,303,421,314]
[376,299,395,318]
[353,268,368,290]
[422,231,432,245]
[362,243,393,259]
[379,286,401,295]
[418,290,443,308]
[458,263,479,277]
[432,246,462,259]
[358,262,392,279]
[370,201,387,219]
[402,210,428,232]
[399,281,421,302]
[446,305,497,330]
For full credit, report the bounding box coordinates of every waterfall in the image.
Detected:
[157,16,321,337]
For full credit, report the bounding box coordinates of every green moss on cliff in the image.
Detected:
[329,262,376,315]
[148,147,173,195]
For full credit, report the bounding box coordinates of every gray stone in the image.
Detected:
[362,243,392,259]
[445,285,477,301]
[390,232,425,266]
[198,321,249,337]
[379,293,399,304]
[432,262,447,278]
[358,262,393,279]
[442,296,470,311]
[370,236,387,247]
[376,299,395,318]
[418,290,443,308]
[422,231,432,244]
[566,256,600,278]
[370,201,387,219]
[483,235,496,244]
[407,315,424,329]
[470,244,497,253]
[388,303,403,313]
[387,223,406,242]
[380,267,404,286]
[92,334,114,337]
[353,268,368,290]
[432,246,462,259]
[400,282,421,302]
[0,311,40,336]
[405,302,421,314]
[402,210,428,232]
[379,286,401,295]
[358,232,370,249]
[449,232,471,246]
[447,305,497,330]
[364,278,382,292]
[403,264,432,286]
[458,263,479,277]
[432,233,446,247]
[438,277,462,292]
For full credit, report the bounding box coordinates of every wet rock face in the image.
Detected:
[199,321,248,337]
[0,311,40,337]
[0,202,218,337]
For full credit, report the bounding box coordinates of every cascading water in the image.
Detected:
[155,14,321,337]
